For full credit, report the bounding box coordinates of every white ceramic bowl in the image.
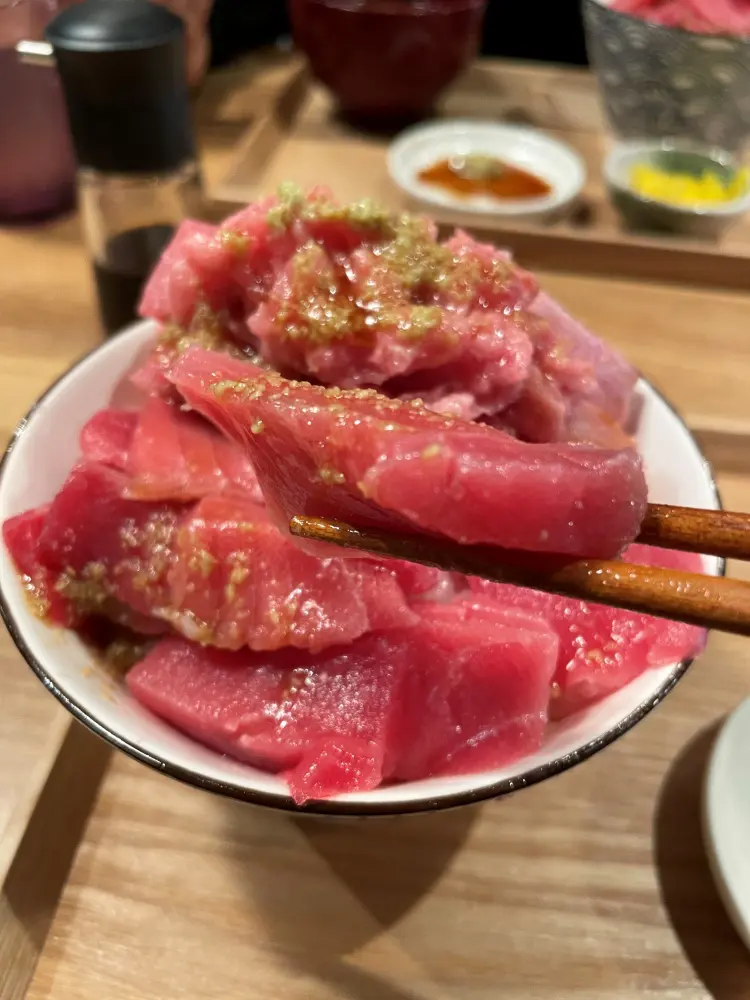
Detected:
[0,320,721,816]
[388,120,586,221]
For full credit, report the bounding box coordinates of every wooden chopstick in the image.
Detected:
[637,503,750,561]
[289,514,750,638]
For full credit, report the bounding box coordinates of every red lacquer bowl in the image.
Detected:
[289,0,486,119]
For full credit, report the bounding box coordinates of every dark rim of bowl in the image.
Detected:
[0,335,725,817]
[584,0,750,44]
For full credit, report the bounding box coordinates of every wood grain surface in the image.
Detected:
[2,53,750,1000]
[216,59,750,291]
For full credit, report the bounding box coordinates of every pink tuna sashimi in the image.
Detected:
[531,292,638,428]
[491,295,638,447]
[383,309,535,420]
[170,349,648,559]
[3,507,77,626]
[33,462,417,651]
[126,633,408,802]
[80,401,263,504]
[38,463,180,621]
[138,220,223,328]
[127,598,558,801]
[249,243,463,387]
[248,227,539,389]
[468,543,706,718]
[389,600,558,781]
[126,397,263,503]
[79,409,137,471]
[4,503,165,635]
[168,495,418,650]
[436,230,539,313]
[138,187,393,336]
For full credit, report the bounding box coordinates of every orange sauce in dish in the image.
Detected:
[417,154,552,201]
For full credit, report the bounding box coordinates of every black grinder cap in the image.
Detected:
[47,0,196,174]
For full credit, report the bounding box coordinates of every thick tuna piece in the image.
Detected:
[79,401,263,504]
[138,187,380,335]
[168,495,418,650]
[383,310,534,420]
[79,409,137,470]
[390,600,558,781]
[126,633,409,802]
[170,349,648,559]
[497,294,639,447]
[436,230,539,312]
[4,499,165,635]
[138,220,222,327]
[127,597,558,801]
[32,462,417,651]
[249,243,463,388]
[468,543,706,718]
[38,463,179,621]
[3,506,76,626]
[126,397,263,503]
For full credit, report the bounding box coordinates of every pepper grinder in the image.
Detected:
[20,0,203,336]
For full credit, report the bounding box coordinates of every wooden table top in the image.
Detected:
[2,55,750,1000]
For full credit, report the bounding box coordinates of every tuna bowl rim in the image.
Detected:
[585,0,750,44]
[0,319,724,817]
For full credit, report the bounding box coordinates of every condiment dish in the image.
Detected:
[388,120,586,221]
[604,139,750,239]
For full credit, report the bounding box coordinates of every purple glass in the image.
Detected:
[0,0,75,222]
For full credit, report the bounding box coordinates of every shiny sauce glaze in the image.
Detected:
[418,154,552,201]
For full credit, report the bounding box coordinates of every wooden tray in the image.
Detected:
[216,58,750,291]
[5,51,750,1000]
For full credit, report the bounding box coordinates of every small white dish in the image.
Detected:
[704,698,750,950]
[0,321,721,816]
[388,120,586,220]
[604,139,750,239]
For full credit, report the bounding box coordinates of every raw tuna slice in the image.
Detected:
[4,502,165,635]
[493,303,637,447]
[34,462,418,651]
[248,243,463,387]
[126,397,263,503]
[247,224,539,389]
[79,409,137,470]
[468,543,706,718]
[138,186,380,335]
[167,495,418,650]
[127,598,558,801]
[389,600,558,781]
[170,348,648,558]
[80,401,263,504]
[436,230,539,313]
[38,462,180,621]
[531,292,638,428]
[127,633,409,802]
[383,309,535,420]
[138,220,221,327]
[3,506,76,625]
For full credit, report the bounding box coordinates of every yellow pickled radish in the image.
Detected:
[628,162,750,207]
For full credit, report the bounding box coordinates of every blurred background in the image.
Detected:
[207,0,588,72]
